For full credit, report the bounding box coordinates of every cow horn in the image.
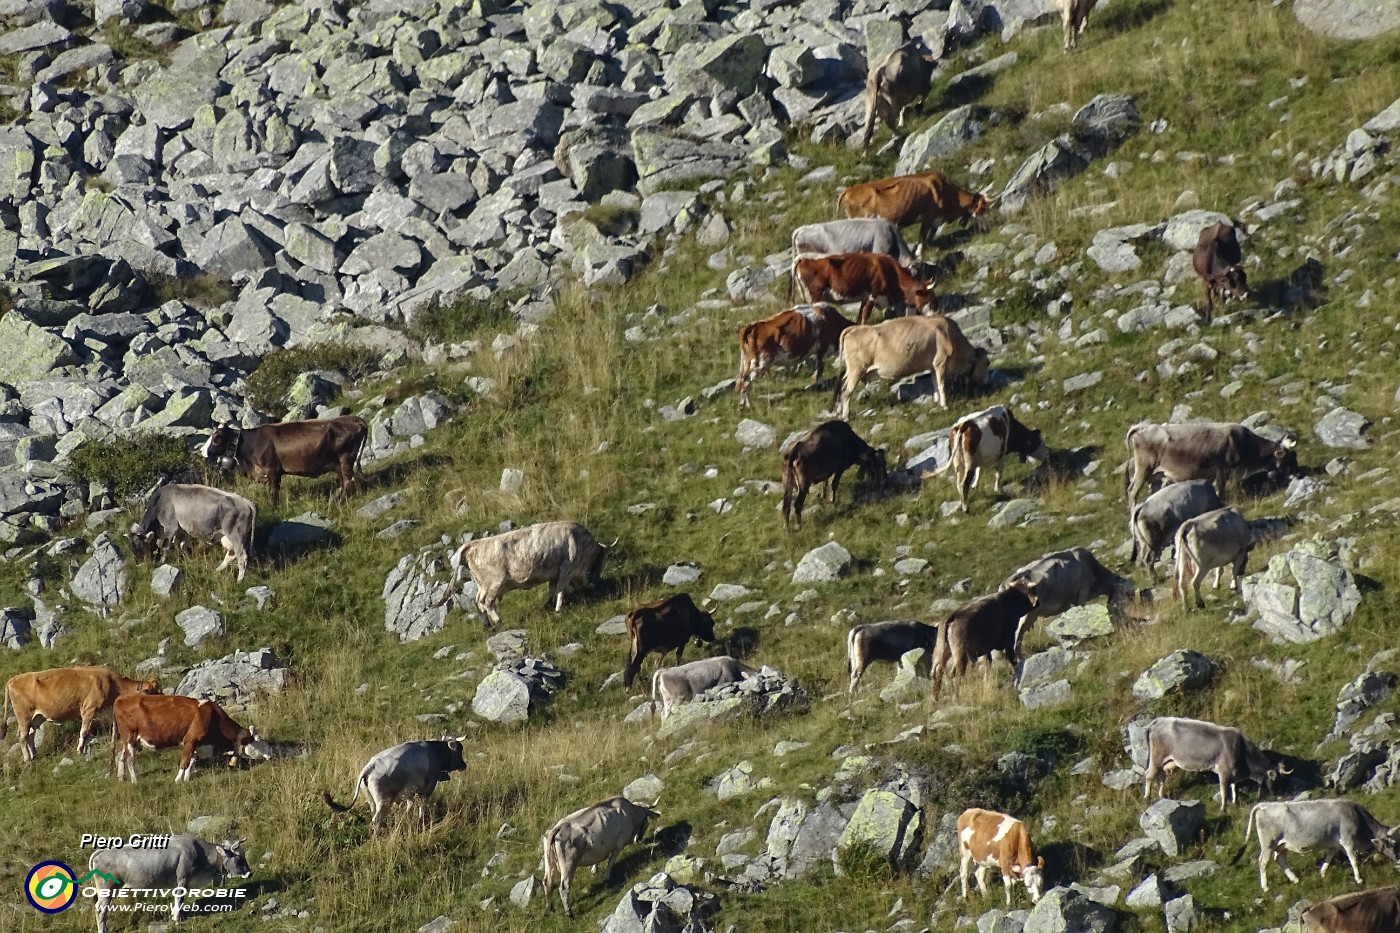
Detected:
[1281,435,1298,449]
[608,537,620,548]
[454,734,468,743]
[1277,761,1294,775]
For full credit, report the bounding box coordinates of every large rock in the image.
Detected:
[1023,888,1119,933]
[1328,670,1398,740]
[176,605,224,649]
[70,534,126,607]
[1139,798,1204,857]
[999,135,1091,214]
[1314,408,1371,449]
[735,418,776,448]
[692,33,768,97]
[896,105,991,175]
[0,315,78,385]
[1131,650,1218,701]
[556,125,636,202]
[632,131,747,196]
[836,787,922,869]
[1242,540,1362,644]
[471,669,532,723]
[383,550,456,643]
[1071,94,1141,154]
[176,648,289,702]
[267,512,333,551]
[1162,210,1233,252]
[1294,0,1400,39]
[759,797,851,881]
[597,872,717,933]
[656,666,807,739]
[791,542,854,584]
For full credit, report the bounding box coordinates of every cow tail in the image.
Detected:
[845,626,859,679]
[107,719,118,776]
[650,668,663,717]
[0,682,10,741]
[931,425,961,478]
[836,187,850,219]
[788,232,798,303]
[541,829,556,898]
[1128,504,1142,564]
[322,770,366,813]
[1173,522,1194,599]
[1229,805,1260,866]
[246,501,257,564]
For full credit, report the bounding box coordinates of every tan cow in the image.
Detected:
[1056,0,1099,51]
[448,521,609,627]
[838,172,989,254]
[542,796,659,917]
[1302,887,1400,933]
[860,40,939,150]
[737,304,855,408]
[0,666,161,761]
[836,314,990,418]
[1174,506,1252,610]
[958,807,1046,905]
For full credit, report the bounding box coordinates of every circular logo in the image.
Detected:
[25,861,77,914]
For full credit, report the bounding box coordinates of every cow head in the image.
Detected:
[1219,264,1248,301]
[138,677,162,695]
[201,422,240,471]
[694,611,718,644]
[1273,435,1299,476]
[966,191,990,219]
[859,447,888,487]
[1013,856,1045,903]
[1019,428,1049,464]
[216,840,252,880]
[970,347,991,386]
[589,540,614,584]
[126,525,158,561]
[236,727,274,763]
[442,737,468,773]
[904,276,934,313]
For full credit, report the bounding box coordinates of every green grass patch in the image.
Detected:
[99,19,171,65]
[406,286,528,344]
[66,432,193,499]
[149,271,235,309]
[581,202,640,236]
[244,341,381,416]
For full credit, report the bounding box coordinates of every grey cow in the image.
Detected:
[1129,479,1225,578]
[323,738,467,830]
[448,521,608,627]
[791,218,916,271]
[1002,547,1141,660]
[127,483,257,582]
[542,795,659,917]
[651,656,759,719]
[1143,716,1289,810]
[846,620,940,693]
[1234,799,1400,891]
[89,835,251,933]
[860,40,940,150]
[1174,506,1252,609]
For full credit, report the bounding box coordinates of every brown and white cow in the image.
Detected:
[860,39,940,151]
[737,304,856,409]
[1301,886,1400,933]
[1124,421,1298,510]
[448,521,608,627]
[1193,221,1248,323]
[932,405,1050,512]
[1,666,161,761]
[1056,0,1099,51]
[931,587,1036,698]
[111,694,272,783]
[201,415,368,503]
[622,593,717,691]
[958,807,1046,905]
[793,252,933,326]
[837,314,990,418]
[1174,506,1252,610]
[782,420,887,530]
[838,172,990,254]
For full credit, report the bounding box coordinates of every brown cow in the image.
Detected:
[860,40,939,151]
[932,405,1050,512]
[1056,0,1099,51]
[1,666,161,761]
[111,694,272,783]
[201,415,369,503]
[931,587,1036,698]
[736,304,855,409]
[837,314,990,418]
[794,252,933,325]
[1302,887,1400,933]
[838,172,990,254]
[958,808,1046,905]
[782,420,887,530]
[622,593,717,691]
[1192,221,1248,323]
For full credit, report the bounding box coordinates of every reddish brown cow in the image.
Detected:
[1,666,161,761]
[201,415,369,503]
[111,694,272,783]
[1192,221,1248,323]
[736,304,855,408]
[793,252,933,325]
[622,593,718,690]
[838,172,990,254]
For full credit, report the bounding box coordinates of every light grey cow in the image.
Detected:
[127,483,256,581]
[1174,506,1252,610]
[448,521,609,627]
[1129,479,1225,578]
[1002,547,1142,659]
[322,738,468,831]
[846,620,939,693]
[650,656,758,719]
[1234,799,1400,892]
[792,218,916,270]
[1143,716,1289,810]
[89,835,251,933]
[542,795,659,917]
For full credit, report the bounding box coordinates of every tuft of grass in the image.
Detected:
[406,287,528,344]
[149,271,235,309]
[581,202,640,237]
[0,284,15,317]
[66,433,193,500]
[244,342,381,416]
[992,282,1046,326]
[100,20,171,65]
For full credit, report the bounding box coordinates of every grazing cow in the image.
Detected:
[1174,507,1252,609]
[448,521,608,627]
[931,587,1036,698]
[934,405,1050,512]
[90,836,251,933]
[782,420,887,530]
[1002,547,1140,659]
[1301,887,1400,933]
[837,314,990,418]
[1143,716,1290,810]
[838,171,991,254]
[1124,421,1299,510]
[790,218,917,275]
[542,796,659,917]
[737,304,856,409]
[1233,800,1400,892]
[1129,479,1225,578]
[958,808,1046,905]
[651,656,758,719]
[1,666,160,761]
[111,694,272,783]
[1192,221,1248,323]
[860,40,940,151]
[846,620,940,693]
[622,594,717,691]
[201,415,368,503]
[794,252,933,326]
[323,738,468,830]
[1056,0,1099,50]
[127,483,257,582]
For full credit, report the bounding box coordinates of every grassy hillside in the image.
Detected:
[4,1,1400,931]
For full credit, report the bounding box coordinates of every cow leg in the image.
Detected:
[856,298,873,326]
[992,463,1003,494]
[125,745,139,784]
[560,863,575,918]
[267,470,282,505]
[177,739,198,782]
[1231,551,1248,592]
[811,349,824,386]
[217,535,237,574]
[1342,843,1365,884]
[934,361,949,410]
[476,585,503,628]
[338,453,357,501]
[1271,845,1299,885]
[791,484,808,531]
[1191,563,1207,610]
[828,470,844,504]
[1143,759,1160,800]
[959,850,973,899]
[550,566,579,613]
[859,94,878,151]
[21,713,39,761]
[974,864,991,898]
[957,460,973,514]
[1003,870,1014,906]
[77,711,94,756]
[95,887,112,933]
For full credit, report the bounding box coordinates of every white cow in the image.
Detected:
[1234,799,1400,892]
[542,796,659,917]
[90,836,251,933]
[448,521,608,626]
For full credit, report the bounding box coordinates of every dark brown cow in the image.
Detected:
[794,252,933,325]
[736,304,856,408]
[201,415,368,503]
[1,666,161,761]
[782,420,887,530]
[1302,887,1400,933]
[111,694,272,783]
[1192,221,1248,323]
[622,593,717,690]
[931,587,1036,698]
[838,172,990,254]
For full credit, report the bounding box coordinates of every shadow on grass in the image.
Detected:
[1026,444,1105,491]
[723,627,762,659]
[1098,0,1175,38]
[1041,840,1104,889]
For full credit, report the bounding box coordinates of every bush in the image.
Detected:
[244,342,381,417]
[67,433,193,499]
[407,287,528,344]
[149,272,235,309]
[993,282,1046,326]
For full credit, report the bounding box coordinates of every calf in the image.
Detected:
[90,836,251,933]
[1129,479,1225,578]
[1174,506,1252,610]
[127,483,257,581]
[1192,221,1248,323]
[782,420,887,530]
[543,796,659,917]
[1056,0,1099,51]
[1143,716,1289,810]
[623,593,717,691]
[1234,799,1400,892]
[934,405,1050,512]
[1002,547,1140,660]
[931,587,1035,698]
[323,738,468,831]
[837,314,990,418]
[958,808,1045,905]
[651,656,758,719]
[1,666,160,761]
[737,304,855,409]
[448,521,608,627]
[1301,887,1400,933]
[846,620,939,693]
[1125,421,1298,511]
[794,252,933,326]
[111,694,272,783]
[860,39,939,150]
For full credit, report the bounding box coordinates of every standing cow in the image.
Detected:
[838,172,990,255]
[837,314,990,418]
[1129,479,1225,578]
[1193,221,1248,323]
[958,808,1046,905]
[860,39,940,150]
[737,304,856,408]
[127,483,257,581]
[1301,887,1400,933]
[846,620,940,693]
[933,405,1050,512]
[1174,506,1253,610]
[622,594,717,691]
[323,738,468,831]
[447,521,609,627]
[793,253,933,325]
[1,666,161,761]
[1002,547,1140,660]
[782,420,887,530]
[111,694,272,783]
[1233,799,1400,892]
[90,836,251,933]
[1124,421,1299,510]
[542,796,659,917]
[790,218,917,277]
[201,415,368,503]
[1142,716,1289,809]
[931,587,1036,698]
[1056,0,1099,50]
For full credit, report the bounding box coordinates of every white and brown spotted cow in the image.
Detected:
[933,405,1050,512]
[958,807,1046,905]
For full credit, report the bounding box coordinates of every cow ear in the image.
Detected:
[1037,856,1045,869]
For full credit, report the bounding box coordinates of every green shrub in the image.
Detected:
[407,287,528,344]
[67,433,192,499]
[993,283,1046,326]
[834,841,895,881]
[581,202,640,236]
[100,20,169,65]
[244,342,381,416]
[149,272,235,309]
